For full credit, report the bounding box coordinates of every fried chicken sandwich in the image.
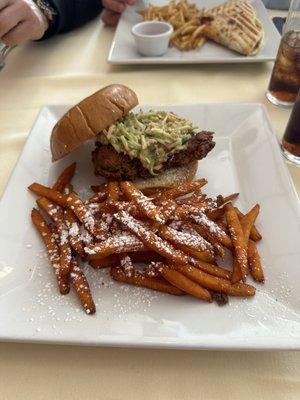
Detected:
[51,84,215,188]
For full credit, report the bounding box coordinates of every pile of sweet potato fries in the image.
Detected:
[28,162,264,314]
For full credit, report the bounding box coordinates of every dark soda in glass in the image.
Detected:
[267,31,300,107]
[282,90,300,164]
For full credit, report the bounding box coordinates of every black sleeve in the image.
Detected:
[42,0,103,39]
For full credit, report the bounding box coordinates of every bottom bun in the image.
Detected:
[134,161,198,190]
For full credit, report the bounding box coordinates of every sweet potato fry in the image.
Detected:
[206,207,225,221]
[89,251,163,269]
[240,204,260,246]
[70,258,96,314]
[156,178,207,201]
[107,181,120,203]
[89,254,119,269]
[120,181,165,223]
[157,224,214,253]
[111,266,185,296]
[190,212,232,249]
[66,192,108,239]
[37,197,72,278]
[63,184,74,196]
[225,203,248,283]
[159,264,212,301]
[173,264,255,297]
[235,207,262,242]
[143,263,162,278]
[188,258,231,280]
[160,199,179,221]
[141,187,169,197]
[31,209,69,294]
[86,192,107,204]
[248,240,265,283]
[86,233,147,260]
[119,253,134,277]
[91,182,108,193]
[175,244,215,262]
[188,223,225,258]
[222,193,239,204]
[114,211,190,265]
[64,208,85,257]
[28,183,67,207]
[52,162,76,193]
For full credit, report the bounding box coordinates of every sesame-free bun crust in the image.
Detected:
[134,161,198,189]
[51,84,138,161]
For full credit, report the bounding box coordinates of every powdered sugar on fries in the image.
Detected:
[29,163,264,316]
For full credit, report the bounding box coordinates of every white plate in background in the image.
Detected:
[0,103,300,350]
[108,0,281,64]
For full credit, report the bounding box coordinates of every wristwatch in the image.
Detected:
[34,0,57,23]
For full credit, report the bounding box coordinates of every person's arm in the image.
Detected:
[43,0,102,39]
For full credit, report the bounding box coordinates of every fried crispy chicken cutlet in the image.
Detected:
[92,131,215,181]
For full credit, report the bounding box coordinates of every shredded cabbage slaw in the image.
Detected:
[97,111,197,175]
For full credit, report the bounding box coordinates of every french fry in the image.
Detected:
[119,253,134,277]
[52,162,76,192]
[141,0,205,51]
[29,161,266,314]
[120,181,165,223]
[111,266,185,296]
[222,193,239,204]
[86,192,107,204]
[90,250,162,269]
[141,187,170,197]
[89,254,119,269]
[31,209,69,294]
[156,224,214,253]
[187,223,225,258]
[175,243,215,262]
[188,258,231,280]
[66,192,107,239]
[28,183,67,207]
[225,203,248,283]
[191,24,205,39]
[173,264,255,297]
[156,178,207,202]
[248,240,264,283]
[70,258,96,314]
[64,208,85,258]
[239,204,260,246]
[115,211,190,265]
[144,263,162,278]
[37,197,72,279]
[235,207,262,242]
[63,183,73,196]
[190,212,232,249]
[107,181,120,203]
[159,264,212,301]
[90,182,108,193]
[86,233,147,260]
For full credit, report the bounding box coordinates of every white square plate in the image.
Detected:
[108,0,281,65]
[1,103,300,350]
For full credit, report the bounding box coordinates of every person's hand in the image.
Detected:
[0,0,49,46]
[101,0,136,27]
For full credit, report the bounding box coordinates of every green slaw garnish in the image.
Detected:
[98,110,197,175]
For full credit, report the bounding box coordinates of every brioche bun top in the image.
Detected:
[50,84,138,161]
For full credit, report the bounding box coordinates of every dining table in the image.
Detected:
[1,7,300,400]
